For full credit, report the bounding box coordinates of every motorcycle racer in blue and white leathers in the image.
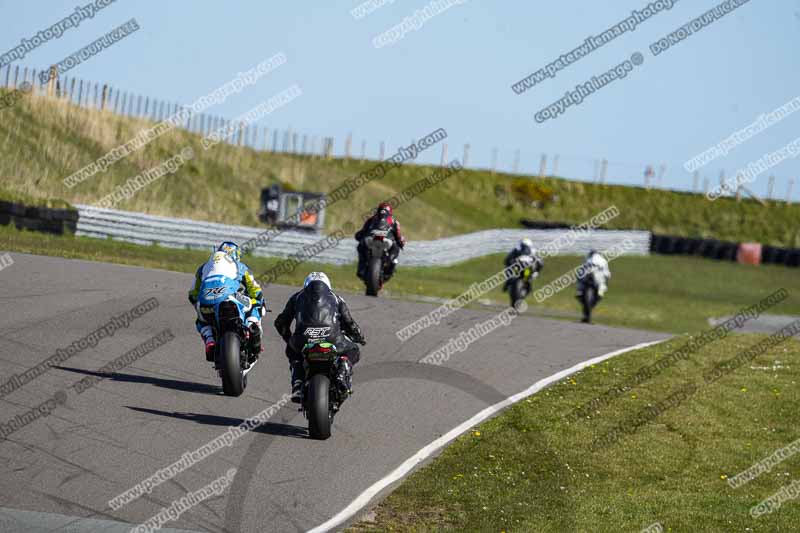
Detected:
[188,242,265,362]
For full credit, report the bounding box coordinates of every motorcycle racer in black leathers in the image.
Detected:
[274,272,366,403]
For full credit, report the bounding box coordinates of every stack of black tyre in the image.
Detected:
[650,234,799,268]
[0,201,78,235]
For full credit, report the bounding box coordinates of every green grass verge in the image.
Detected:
[2,91,800,245]
[349,334,800,532]
[1,224,799,335]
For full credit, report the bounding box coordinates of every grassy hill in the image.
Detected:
[2,88,799,246]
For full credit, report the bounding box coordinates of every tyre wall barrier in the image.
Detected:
[651,234,799,268]
[0,201,78,235]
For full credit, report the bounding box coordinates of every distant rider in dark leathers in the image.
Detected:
[503,237,544,292]
[355,202,406,281]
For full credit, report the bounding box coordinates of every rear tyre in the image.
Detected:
[308,374,332,439]
[220,331,244,397]
[365,257,382,297]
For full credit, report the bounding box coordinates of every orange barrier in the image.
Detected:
[737,242,762,265]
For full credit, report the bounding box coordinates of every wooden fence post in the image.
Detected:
[47,66,58,97]
[441,143,448,166]
[345,133,352,159]
[538,154,547,179]
[462,144,470,167]
[101,85,108,111]
[767,175,775,200]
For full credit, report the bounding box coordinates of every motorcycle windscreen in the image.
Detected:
[202,252,239,279]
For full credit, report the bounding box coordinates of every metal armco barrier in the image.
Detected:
[76,205,651,267]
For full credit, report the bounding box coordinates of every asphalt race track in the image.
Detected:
[0,253,668,532]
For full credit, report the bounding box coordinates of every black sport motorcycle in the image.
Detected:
[360,225,395,297]
[578,269,602,323]
[506,255,537,308]
[300,339,348,439]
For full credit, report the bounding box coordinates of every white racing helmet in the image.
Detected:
[304,272,331,290]
[519,237,536,256]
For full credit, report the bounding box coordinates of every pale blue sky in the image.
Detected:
[1,0,798,199]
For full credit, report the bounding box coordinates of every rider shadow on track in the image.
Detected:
[126,406,308,439]
[53,365,221,396]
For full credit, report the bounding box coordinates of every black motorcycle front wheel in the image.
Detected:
[510,278,525,308]
[308,374,332,439]
[220,331,245,397]
[582,285,597,322]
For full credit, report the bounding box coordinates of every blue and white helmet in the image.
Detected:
[304,272,331,290]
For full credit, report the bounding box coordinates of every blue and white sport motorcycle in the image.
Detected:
[198,252,261,396]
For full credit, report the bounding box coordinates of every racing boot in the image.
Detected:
[200,325,216,362]
[336,356,353,398]
[246,319,263,366]
[290,360,305,403]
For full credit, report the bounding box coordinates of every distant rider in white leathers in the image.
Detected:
[576,249,610,322]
